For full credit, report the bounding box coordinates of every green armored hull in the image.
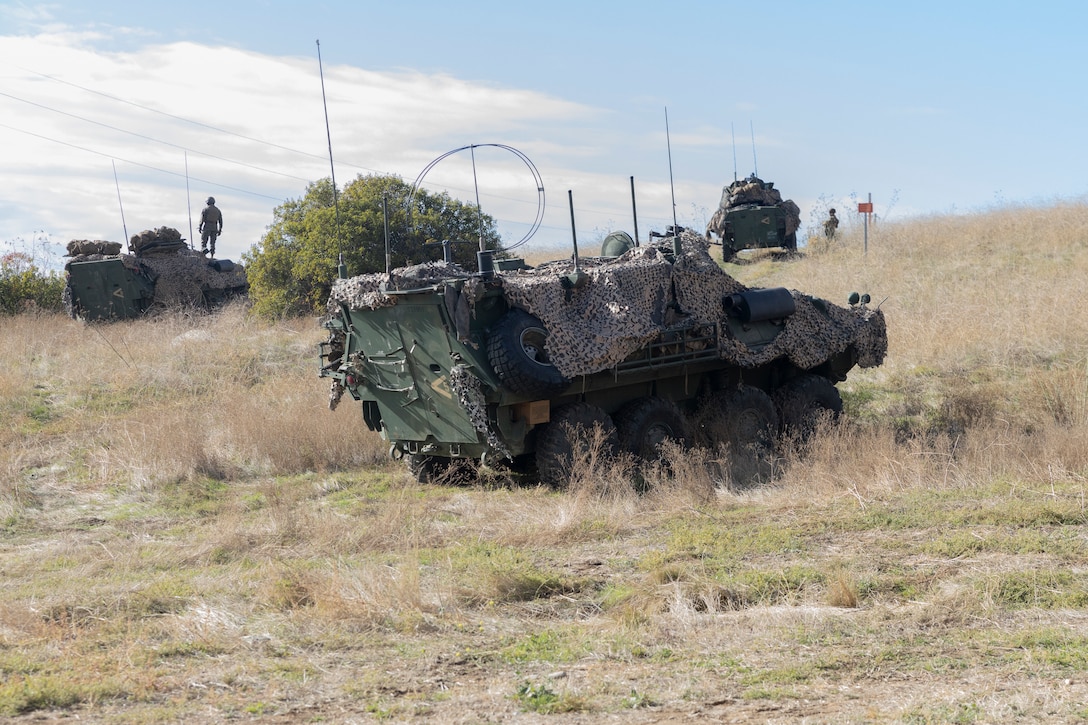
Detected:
[320,230,887,485]
[63,230,248,322]
[706,175,801,260]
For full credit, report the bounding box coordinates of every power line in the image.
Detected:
[1,111,677,235]
[3,64,679,235]
[11,62,385,175]
[0,120,287,202]
[7,62,575,212]
[0,89,315,183]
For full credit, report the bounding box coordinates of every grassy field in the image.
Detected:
[4,203,1088,723]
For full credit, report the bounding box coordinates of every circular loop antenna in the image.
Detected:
[408,144,545,251]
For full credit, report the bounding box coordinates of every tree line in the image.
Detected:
[2,173,500,318]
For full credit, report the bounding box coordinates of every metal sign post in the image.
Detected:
[858,194,873,255]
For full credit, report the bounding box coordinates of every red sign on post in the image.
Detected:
[857,202,873,213]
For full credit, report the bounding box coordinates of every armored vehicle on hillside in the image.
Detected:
[319,227,886,486]
[706,175,801,260]
[63,227,248,321]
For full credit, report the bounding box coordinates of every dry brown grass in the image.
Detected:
[4,204,1088,722]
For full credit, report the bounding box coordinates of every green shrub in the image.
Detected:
[0,252,65,314]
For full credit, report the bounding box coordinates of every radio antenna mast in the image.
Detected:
[316,39,345,275]
[749,120,758,178]
[731,122,738,182]
[112,160,129,246]
[664,106,681,256]
[665,106,678,231]
[184,151,194,250]
[470,145,486,252]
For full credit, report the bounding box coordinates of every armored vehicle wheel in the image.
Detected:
[535,402,618,488]
[487,308,571,398]
[407,454,476,485]
[697,385,778,485]
[773,374,843,445]
[614,397,690,461]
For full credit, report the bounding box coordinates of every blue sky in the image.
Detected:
[2,0,1086,263]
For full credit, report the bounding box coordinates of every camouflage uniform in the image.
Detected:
[823,209,839,239]
[199,198,223,257]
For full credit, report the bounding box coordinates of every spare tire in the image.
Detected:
[487,308,571,398]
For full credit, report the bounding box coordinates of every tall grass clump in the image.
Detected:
[756,202,1088,444]
[0,304,385,497]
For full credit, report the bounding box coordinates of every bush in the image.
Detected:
[0,252,65,314]
[243,174,501,318]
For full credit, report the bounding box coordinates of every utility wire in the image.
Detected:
[0,120,286,202]
[0,89,314,183]
[7,62,552,209]
[3,65,680,234]
[10,62,384,175]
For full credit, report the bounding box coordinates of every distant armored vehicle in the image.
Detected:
[706,175,801,261]
[320,224,886,486]
[63,227,248,321]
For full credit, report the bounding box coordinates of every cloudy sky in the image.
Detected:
[2,0,1087,265]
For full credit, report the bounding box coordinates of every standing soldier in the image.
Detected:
[823,208,839,240]
[199,196,223,257]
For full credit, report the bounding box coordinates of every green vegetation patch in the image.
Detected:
[501,628,595,664]
[0,672,128,716]
[924,527,1085,559]
[75,383,145,414]
[719,566,826,608]
[155,640,231,659]
[512,680,588,714]
[644,514,809,571]
[428,542,593,606]
[856,480,1087,533]
[902,701,982,724]
[985,570,1088,610]
[1000,627,1088,670]
[156,477,230,518]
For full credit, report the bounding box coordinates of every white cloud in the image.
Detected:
[0,33,611,262]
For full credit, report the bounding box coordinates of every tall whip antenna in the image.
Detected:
[112,160,129,246]
[664,106,681,257]
[316,40,344,270]
[184,151,194,250]
[665,106,678,231]
[731,122,738,182]
[749,120,758,178]
[469,144,486,252]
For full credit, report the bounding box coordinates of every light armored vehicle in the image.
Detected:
[320,226,887,485]
[63,227,248,321]
[706,175,802,261]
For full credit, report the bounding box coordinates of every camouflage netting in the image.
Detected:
[706,175,802,238]
[139,249,248,308]
[328,261,471,310]
[497,247,682,374]
[328,231,887,379]
[66,239,122,256]
[450,364,512,459]
[129,226,188,256]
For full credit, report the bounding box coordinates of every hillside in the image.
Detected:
[3,203,1088,722]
